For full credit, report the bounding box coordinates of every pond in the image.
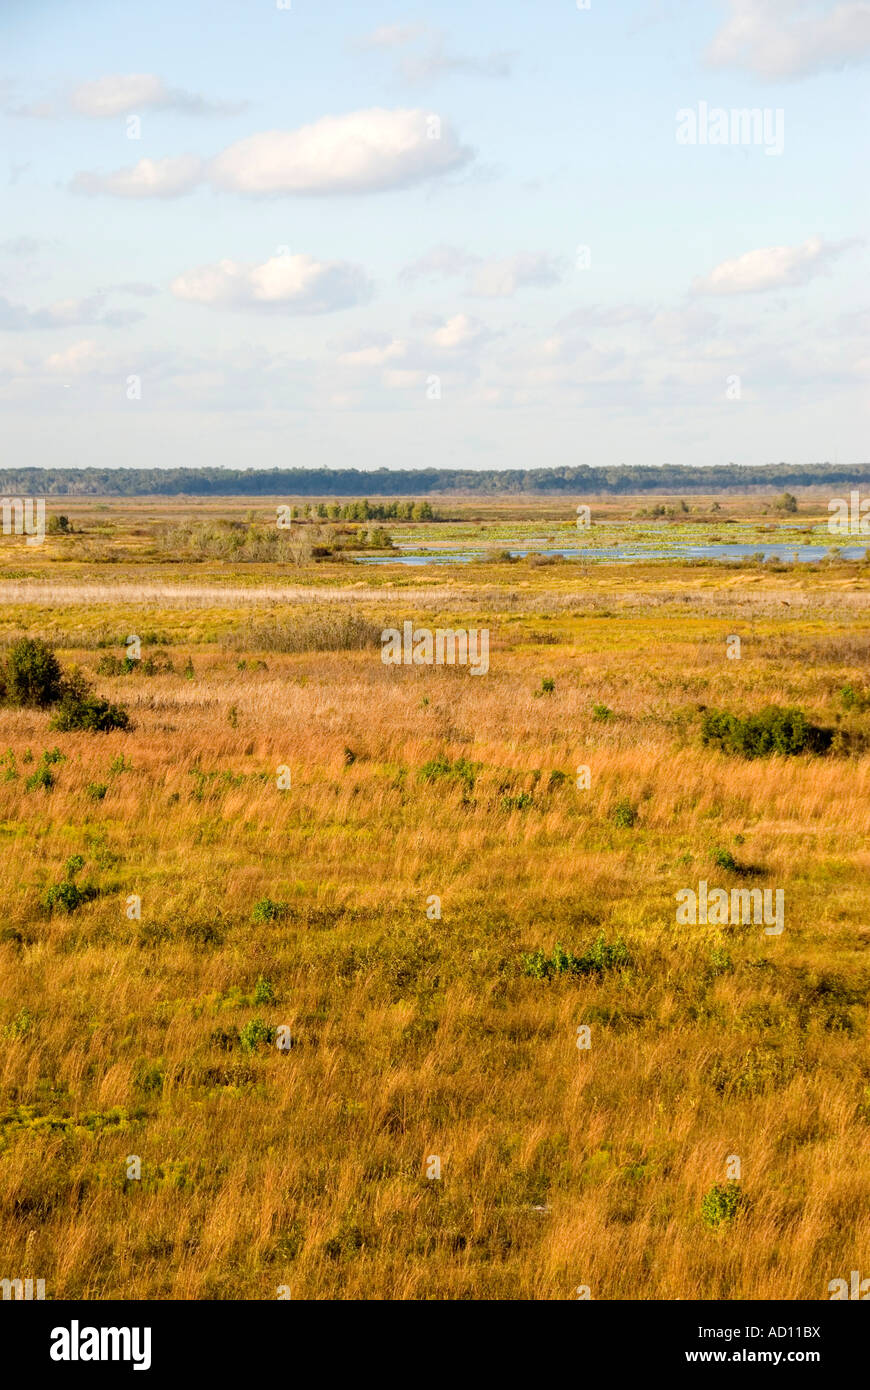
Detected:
[354,542,868,566]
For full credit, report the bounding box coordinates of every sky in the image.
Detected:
[0,0,868,473]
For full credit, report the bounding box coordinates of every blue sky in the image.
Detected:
[1,0,869,472]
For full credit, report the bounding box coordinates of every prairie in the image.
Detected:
[0,495,868,1300]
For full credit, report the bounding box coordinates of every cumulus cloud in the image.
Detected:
[71,108,472,198]
[69,73,246,117]
[692,236,849,294]
[706,0,870,79]
[72,155,204,199]
[209,109,471,194]
[170,252,371,314]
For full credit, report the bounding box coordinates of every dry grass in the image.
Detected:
[0,503,868,1300]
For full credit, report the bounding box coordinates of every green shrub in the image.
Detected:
[419,754,477,794]
[50,692,130,732]
[712,846,738,872]
[3,638,64,707]
[592,703,613,722]
[238,1017,276,1052]
[708,947,734,975]
[521,934,629,980]
[501,791,533,812]
[252,897,289,924]
[86,782,108,801]
[43,879,98,913]
[611,799,638,828]
[253,976,276,1005]
[701,1182,748,1228]
[701,706,832,758]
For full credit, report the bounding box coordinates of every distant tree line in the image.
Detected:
[0,464,868,497]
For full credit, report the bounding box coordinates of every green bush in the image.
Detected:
[24,749,64,792]
[521,934,629,980]
[592,703,613,722]
[611,799,638,828]
[254,976,276,1005]
[3,638,64,707]
[419,754,477,794]
[86,782,108,801]
[238,1017,276,1052]
[43,879,98,913]
[50,692,130,732]
[701,706,832,758]
[701,1182,748,1229]
[252,897,289,924]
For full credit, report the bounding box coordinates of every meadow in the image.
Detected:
[0,494,868,1300]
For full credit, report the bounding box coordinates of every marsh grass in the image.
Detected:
[0,511,868,1299]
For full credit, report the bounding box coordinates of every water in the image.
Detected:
[355,542,867,566]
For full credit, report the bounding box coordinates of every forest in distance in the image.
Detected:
[3,462,870,499]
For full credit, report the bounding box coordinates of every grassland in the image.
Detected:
[0,495,868,1300]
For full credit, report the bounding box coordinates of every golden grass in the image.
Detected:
[0,505,868,1300]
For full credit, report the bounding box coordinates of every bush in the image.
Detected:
[24,748,65,792]
[521,934,629,980]
[86,782,108,801]
[252,897,289,924]
[701,706,832,758]
[611,799,638,828]
[253,976,276,1005]
[592,703,613,722]
[419,754,477,794]
[3,638,64,707]
[50,692,130,733]
[43,880,98,913]
[238,1017,276,1052]
[701,1182,748,1229]
[712,846,738,872]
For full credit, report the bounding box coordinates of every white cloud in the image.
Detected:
[170,252,371,314]
[69,73,244,116]
[431,313,486,348]
[400,243,480,282]
[72,109,472,199]
[706,0,870,79]
[692,236,847,293]
[469,251,564,298]
[400,245,564,297]
[72,155,204,199]
[44,340,104,374]
[0,291,144,330]
[209,109,471,195]
[338,338,407,366]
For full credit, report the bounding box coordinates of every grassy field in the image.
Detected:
[0,495,868,1300]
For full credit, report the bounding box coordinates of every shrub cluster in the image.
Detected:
[0,638,130,732]
[700,705,832,757]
